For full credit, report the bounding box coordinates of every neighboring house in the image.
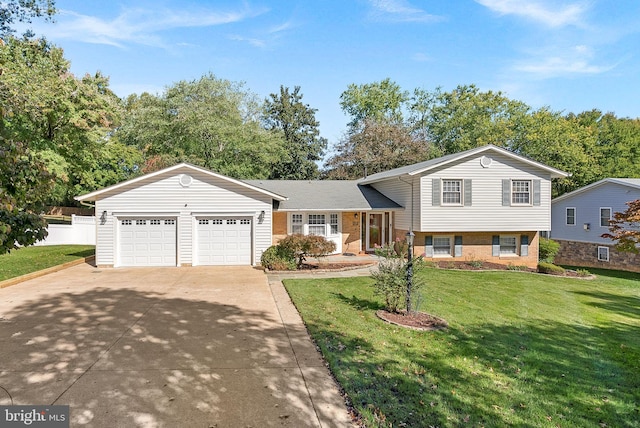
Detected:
[75,144,567,268]
[551,178,640,272]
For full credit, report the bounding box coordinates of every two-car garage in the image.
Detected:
[77,163,285,268]
[117,216,253,267]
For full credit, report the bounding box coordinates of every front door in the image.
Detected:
[366,212,391,251]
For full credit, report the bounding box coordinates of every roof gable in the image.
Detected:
[360,145,569,184]
[552,178,640,203]
[75,163,287,202]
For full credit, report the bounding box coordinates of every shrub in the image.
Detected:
[371,257,407,312]
[537,261,565,275]
[278,234,337,268]
[261,245,296,271]
[539,237,560,263]
[576,268,591,277]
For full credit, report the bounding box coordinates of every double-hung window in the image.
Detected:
[511,180,531,205]
[330,213,339,235]
[600,208,611,227]
[442,180,462,205]
[566,207,576,225]
[499,236,518,255]
[291,214,303,234]
[597,246,609,262]
[433,236,452,256]
[308,214,326,236]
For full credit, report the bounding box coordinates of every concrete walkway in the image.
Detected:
[0,263,355,427]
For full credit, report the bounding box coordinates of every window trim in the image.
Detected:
[432,235,453,257]
[511,180,532,206]
[499,235,518,256]
[566,207,576,226]
[288,212,341,237]
[441,179,463,206]
[600,207,612,227]
[597,246,610,262]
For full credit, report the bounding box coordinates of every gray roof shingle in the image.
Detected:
[244,180,403,211]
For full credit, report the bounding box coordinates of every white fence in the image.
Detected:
[34,215,96,246]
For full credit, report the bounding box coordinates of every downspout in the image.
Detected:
[398,175,414,235]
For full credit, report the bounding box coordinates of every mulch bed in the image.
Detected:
[376,310,449,331]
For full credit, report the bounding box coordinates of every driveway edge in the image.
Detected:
[0,255,96,289]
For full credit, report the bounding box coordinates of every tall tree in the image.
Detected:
[0,139,54,254]
[263,86,327,179]
[116,73,284,178]
[418,84,531,154]
[324,119,432,179]
[512,109,601,196]
[602,200,640,253]
[0,0,56,38]
[0,36,124,204]
[339,78,409,131]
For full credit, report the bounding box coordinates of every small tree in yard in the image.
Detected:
[602,200,640,253]
[371,242,424,314]
[278,234,336,268]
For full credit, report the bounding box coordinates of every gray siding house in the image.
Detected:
[551,178,640,272]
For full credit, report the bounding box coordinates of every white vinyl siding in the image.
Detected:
[417,153,553,232]
[93,167,272,267]
[371,176,417,231]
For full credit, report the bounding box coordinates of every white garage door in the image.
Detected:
[196,217,252,265]
[119,218,177,267]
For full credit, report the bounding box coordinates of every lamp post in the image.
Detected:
[405,230,415,314]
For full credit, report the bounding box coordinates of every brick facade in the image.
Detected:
[342,212,363,254]
[270,211,364,254]
[272,212,288,244]
[395,229,540,268]
[554,240,640,273]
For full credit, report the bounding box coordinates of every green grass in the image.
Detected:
[0,245,95,281]
[284,268,640,427]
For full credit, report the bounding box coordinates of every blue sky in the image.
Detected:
[24,0,640,144]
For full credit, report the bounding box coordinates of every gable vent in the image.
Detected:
[179,174,193,187]
[480,156,493,168]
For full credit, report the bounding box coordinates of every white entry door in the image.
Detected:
[196,217,252,265]
[119,218,177,266]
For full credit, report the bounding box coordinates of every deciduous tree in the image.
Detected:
[0,139,54,253]
[263,86,327,179]
[117,74,284,178]
[602,200,640,253]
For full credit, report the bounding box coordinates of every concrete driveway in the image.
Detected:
[0,263,354,427]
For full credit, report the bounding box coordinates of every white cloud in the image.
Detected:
[513,45,615,78]
[368,0,443,23]
[227,34,267,48]
[476,0,588,27]
[36,5,267,48]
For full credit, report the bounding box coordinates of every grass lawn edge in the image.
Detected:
[0,254,95,289]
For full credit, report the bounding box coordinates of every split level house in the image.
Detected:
[75,144,568,268]
[551,178,640,273]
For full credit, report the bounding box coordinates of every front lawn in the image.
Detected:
[284,268,640,427]
[0,245,95,281]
